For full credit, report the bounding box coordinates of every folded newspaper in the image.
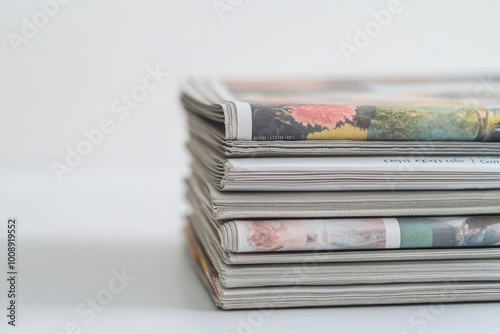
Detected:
[186,110,500,158]
[190,144,500,191]
[187,175,500,220]
[219,216,500,252]
[182,77,500,142]
[187,210,500,265]
[182,75,500,309]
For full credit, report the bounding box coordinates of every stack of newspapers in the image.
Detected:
[181,76,500,309]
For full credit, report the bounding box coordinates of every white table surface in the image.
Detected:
[2,1,500,333]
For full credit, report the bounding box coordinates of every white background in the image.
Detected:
[1,0,500,333]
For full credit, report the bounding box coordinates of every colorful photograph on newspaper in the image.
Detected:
[224,78,500,141]
[235,216,500,252]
